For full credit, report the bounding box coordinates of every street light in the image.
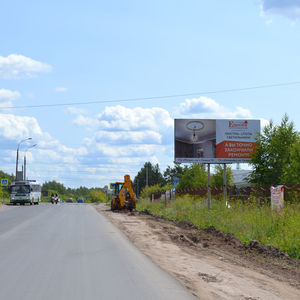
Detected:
[15,138,32,181]
[24,144,37,180]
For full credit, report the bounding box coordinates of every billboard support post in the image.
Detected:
[146,164,148,201]
[207,164,211,210]
[223,163,227,206]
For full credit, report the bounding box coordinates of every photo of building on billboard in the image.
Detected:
[175,119,260,163]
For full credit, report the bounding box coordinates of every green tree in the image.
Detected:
[0,170,14,198]
[89,189,106,203]
[133,162,166,196]
[249,114,300,186]
[163,163,185,185]
[176,164,207,189]
[42,181,67,195]
[212,165,234,187]
[285,140,300,185]
[73,186,90,199]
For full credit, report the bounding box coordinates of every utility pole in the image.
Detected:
[146,164,148,201]
[15,149,19,181]
[24,144,37,181]
[24,155,26,180]
[15,138,32,181]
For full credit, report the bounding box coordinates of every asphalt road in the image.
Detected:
[0,204,195,300]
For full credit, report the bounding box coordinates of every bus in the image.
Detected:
[10,181,41,205]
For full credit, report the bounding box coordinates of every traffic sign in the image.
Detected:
[1,179,8,186]
[110,183,116,190]
[173,177,179,188]
[104,185,108,192]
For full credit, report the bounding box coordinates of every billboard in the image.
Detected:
[175,119,260,163]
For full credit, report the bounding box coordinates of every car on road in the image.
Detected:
[66,198,73,203]
[77,198,84,203]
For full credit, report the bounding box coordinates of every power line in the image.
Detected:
[1,81,299,110]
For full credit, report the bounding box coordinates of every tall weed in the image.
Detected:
[137,196,300,259]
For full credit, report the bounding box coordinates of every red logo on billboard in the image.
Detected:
[229,120,248,128]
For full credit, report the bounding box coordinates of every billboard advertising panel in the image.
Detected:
[175,119,260,163]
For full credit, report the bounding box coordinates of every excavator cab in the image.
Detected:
[113,182,124,196]
[111,175,137,211]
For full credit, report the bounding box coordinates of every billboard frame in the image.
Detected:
[174,118,260,164]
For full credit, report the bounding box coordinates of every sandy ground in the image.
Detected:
[0,204,10,211]
[95,204,300,300]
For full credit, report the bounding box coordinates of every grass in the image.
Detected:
[137,196,300,259]
[0,198,10,205]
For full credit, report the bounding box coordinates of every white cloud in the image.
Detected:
[54,87,68,93]
[92,143,166,158]
[0,113,88,159]
[150,155,160,165]
[37,149,61,161]
[0,113,43,140]
[71,105,174,167]
[0,54,52,79]
[0,113,91,187]
[73,115,99,130]
[260,118,270,128]
[176,96,252,119]
[261,0,300,19]
[67,106,88,115]
[106,157,147,165]
[74,105,173,147]
[97,105,173,131]
[94,130,162,145]
[0,89,21,107]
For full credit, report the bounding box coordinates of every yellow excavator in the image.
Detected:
[111,174,137,211]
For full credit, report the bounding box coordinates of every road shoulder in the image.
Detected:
[94,203,300,300]
[0,204,11,212]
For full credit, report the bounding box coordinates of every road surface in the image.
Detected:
[0,204,195,300]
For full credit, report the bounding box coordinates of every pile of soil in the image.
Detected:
[139,209,296,264]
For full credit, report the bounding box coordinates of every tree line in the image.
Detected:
[41,181,106,203]
[132,162,234,197]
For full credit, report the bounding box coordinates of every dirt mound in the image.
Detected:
[140,210,298,265]
[139,209,152,216]
[142,214,295,262]
[176,220,199,230]
[245,240,291,259]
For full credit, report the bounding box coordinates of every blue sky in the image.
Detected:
[0,0,300,187]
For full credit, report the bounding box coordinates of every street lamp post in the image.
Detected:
[24,144,37,180]
[15,138,32,181]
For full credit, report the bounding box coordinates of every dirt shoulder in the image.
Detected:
[0,204,10,211]
[95,204,300,300]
